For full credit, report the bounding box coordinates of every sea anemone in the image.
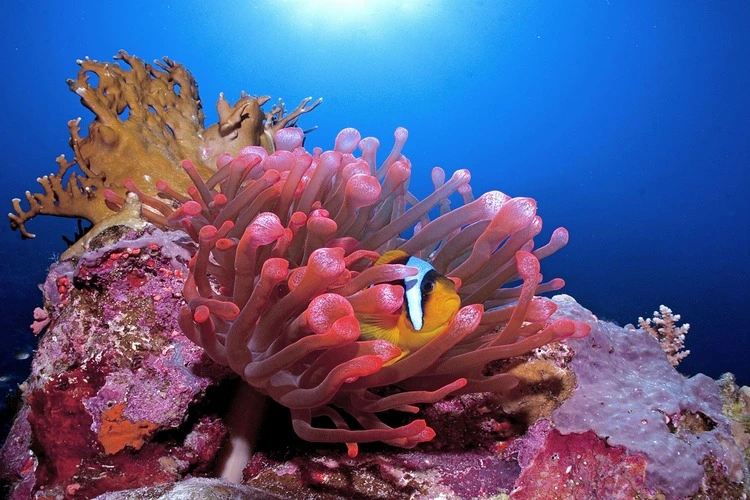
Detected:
[105,125,590,461]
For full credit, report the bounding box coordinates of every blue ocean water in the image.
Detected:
[1,1,748,435]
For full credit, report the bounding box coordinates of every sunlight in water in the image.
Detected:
[278,0,428,29]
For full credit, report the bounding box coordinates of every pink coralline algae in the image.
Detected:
[508,420,649,499]
[1,229,233,499]
[107,125,591,457]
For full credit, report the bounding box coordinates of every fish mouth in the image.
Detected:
[443,295,462,314]
[448,292,461,305]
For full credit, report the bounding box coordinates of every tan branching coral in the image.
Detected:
[9,51,321,239]
[639,305,691,366]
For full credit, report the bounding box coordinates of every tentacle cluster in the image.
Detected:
[107,126,590,455]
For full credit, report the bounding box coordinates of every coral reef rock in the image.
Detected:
[1,226,237,499]
[4,267,747,500]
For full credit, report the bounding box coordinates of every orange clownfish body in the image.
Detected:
[356,250,461,363]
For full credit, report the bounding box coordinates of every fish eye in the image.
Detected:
[422,279,435,294]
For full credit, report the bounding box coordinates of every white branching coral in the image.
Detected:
[639,305,691,367]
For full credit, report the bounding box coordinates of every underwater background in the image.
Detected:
[1,0,748,433]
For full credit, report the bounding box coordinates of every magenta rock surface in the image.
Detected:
[0,226,234,499]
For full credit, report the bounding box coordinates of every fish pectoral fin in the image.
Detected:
[356,313,400,346]
[383,350,409,366]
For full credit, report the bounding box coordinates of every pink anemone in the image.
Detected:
[106,126,590,457]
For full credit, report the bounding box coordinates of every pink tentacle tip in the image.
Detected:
[180,200,203,218]
[274,127,305,152]
[358,137,379,153]
[232,154,258,172]
[499,197,537,232]
[570,321,592,339]
[449,378,468,391]
[215,152,234,169]
[263,150,296,173]
[307,213,337,235]
[215,238,235,251]
[261,257,290,281]
[549,318,580,340]
[239,146,268,161]
[372,339,403,363]
[341,354,388,384]
[246,212,285,245]
[306,293,355,334]
[348,284,404,314]
[331,316,362,342]
[431,166,446,186]
[202,299,240,320]
[198,224,219,243]
[181,159,198,172]
[342,161,370,180]
[310,208,330,219]
[334,127,361,154]
[407,425,436,446]
[451,304,485,331]
[515,251,541,280]
[450,168,471,184]
[307,247,347,278]
[526,297,558,322]
[262,169,283,187]
[346,175,381,208]
[289,211,308,230]
[382,161,411,190]
[212,193,228,207]
[475,191,510,217]
[552,227,570,246]
[217,220,234,236]
[122,178,139,192]
[394,127,408,145]
[193,305,211,323]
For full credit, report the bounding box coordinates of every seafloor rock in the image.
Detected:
[549,296,746,499]
[1,230,748,499]
[0,226,235,499]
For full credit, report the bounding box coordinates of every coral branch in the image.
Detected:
[638,305,691,366]
[9,52,320,242]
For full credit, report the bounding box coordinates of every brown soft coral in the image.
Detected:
[9,51,320,239]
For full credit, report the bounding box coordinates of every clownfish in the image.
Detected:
[357,250,461,363]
